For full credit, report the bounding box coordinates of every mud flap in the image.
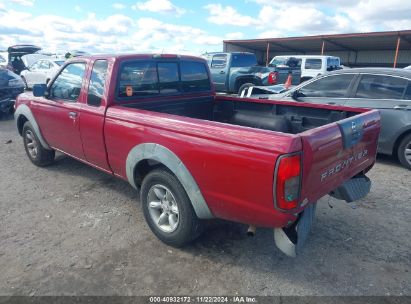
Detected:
[274,203,317,257]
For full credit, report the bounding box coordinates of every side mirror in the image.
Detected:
[33,84,47,97]
[291,90,298,99]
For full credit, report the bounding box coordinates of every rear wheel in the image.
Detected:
[237,83,255,96]
[22,121,55,166]
[397,134,411,170]
[141,169,202,247]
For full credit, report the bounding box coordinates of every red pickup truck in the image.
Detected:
[14,54,380,257]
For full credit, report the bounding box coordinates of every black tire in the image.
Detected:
[397,134,411,170]
[237,82,255,96]
[8,104,15,115]
[141,168,202,247]
[22,121,55,166]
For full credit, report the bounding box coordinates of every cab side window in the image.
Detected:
[50,63,86,102]
[30,61,41,70]
[355,75,407,99]
[298,74,354,98]
[305,59,322,70]
[87,60,108,107]
[404,82,411,100]
[211,54,227,68]
[39,61,50,70]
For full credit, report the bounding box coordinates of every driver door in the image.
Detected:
[31,62,87,159]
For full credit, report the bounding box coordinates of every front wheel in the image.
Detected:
[397,134,411,170]
[141,169,202,247]
[22,121,55,166]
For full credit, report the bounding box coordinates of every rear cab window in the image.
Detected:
[116,58,211,100]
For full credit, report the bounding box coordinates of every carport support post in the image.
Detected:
[393,36,401,68]
[321,40,325,55]
[266,43,270,67]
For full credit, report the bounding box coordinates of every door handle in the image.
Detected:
[327,102,336,105]
[394,105,410,110]
[68,112,78,119]
[219,71,225,74]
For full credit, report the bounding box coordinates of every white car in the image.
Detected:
[270,55,341,82]
[0,52,8,68]
[20,58,65,88]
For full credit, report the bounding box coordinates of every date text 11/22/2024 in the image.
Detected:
[149,296,257,303]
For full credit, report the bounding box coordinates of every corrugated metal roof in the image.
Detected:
[224,30,411,53]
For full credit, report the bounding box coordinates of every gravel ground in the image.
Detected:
[0,114,410,296]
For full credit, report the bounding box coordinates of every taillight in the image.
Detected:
[275,153,302,210]
[268,71,278,85]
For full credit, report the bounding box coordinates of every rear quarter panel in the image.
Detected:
[104,106,301,227]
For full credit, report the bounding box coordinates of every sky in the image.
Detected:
[0,0,411,55]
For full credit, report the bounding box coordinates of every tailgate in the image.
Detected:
[299,110,380,205]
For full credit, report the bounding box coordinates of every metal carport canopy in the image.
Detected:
[223,30,411,67]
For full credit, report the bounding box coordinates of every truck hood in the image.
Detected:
[232,66,272,74]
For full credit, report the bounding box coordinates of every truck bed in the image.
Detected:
[121,94,361,135]
[115,95,380,219]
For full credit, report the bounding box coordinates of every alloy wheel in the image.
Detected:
[147,184,180,233]
[404,140,411,166]
[25,130,38,159]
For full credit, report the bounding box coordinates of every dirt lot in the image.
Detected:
[0,114,410,296]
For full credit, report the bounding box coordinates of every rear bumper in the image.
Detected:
[329,174,371,203]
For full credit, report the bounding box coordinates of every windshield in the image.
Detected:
[54,60,65,66]
[270,57,288,66]
[269,57,301,68]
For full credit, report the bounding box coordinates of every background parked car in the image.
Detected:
[6,44,42,75]
[270,55,341,82]
[0,53,7,68]
[202,52,301,94]
[21,53,50,69]
[0,67,25,114]
[20,58,65,89]
[241,68,411,169]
